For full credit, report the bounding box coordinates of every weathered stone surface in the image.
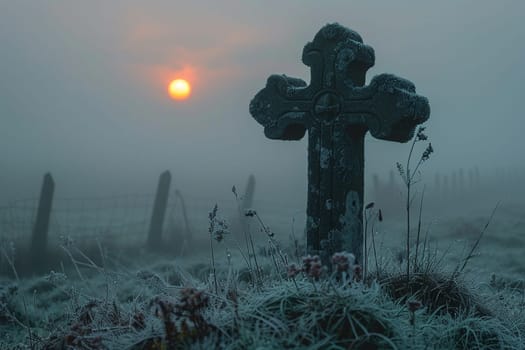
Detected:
[250,23,430,264]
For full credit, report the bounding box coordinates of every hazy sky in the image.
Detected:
[1,1,524,205]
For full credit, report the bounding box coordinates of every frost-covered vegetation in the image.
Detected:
[1,208,524,349]
[1,129,524,349]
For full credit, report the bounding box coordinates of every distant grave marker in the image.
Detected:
[250,23,430,263]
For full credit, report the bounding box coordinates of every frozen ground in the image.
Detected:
[0,185,524,349]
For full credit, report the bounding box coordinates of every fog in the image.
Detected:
[1,0,524,209]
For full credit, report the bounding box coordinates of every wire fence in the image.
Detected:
[0,194,155,243]
[1,166,522,248]
[0,191,307,246]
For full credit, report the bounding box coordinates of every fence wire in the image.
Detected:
[0,192,307,245]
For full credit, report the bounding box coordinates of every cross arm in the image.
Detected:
[249,74,312,140]
[343,74,430,142]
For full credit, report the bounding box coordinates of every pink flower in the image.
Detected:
[331,252,356,273]
[287,263,302,278]
[353,264,362,282]
[302,255,324,279]
[407,300,422,313]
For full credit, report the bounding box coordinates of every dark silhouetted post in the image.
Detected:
[249,23,430,263]
[148,171,171,249]
[242,174,256,210]
[31,173,55,268]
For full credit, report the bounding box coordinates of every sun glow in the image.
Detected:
[168,79,191,100]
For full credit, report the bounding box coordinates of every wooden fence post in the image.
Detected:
[31,173,55,268]
[242,174,256,211]
[148,171,171,249]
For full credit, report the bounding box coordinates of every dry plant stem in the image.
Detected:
[414,186,426,272]
[233,191,261,282]
[175,190,193,243]
[1,246,19,281]
[364,210,369,280]
[255,211,288,276]
[96,239,106,269]
[209,234,218,295]
[60,245,85,281]
[404,135,427,288]
[291,217,300,263]
[248,232,262,283]
[291,276,300,292]
[235,195,253,268]
[420,222,432,271]
[405,136,417,289]
[231,239,256,287]
[456,201,500,276]
[370,216,380,278]
[268,237,287,270]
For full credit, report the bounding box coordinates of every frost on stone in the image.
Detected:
[249,23,430,260]
[307,215,319,229]
[249,74,306,126]
[263,112,308,140]
[336,48,356,72]
[308,183,320,195]
[320,147,331,168]
[324,71,334,87]
[319,23,363,43]
[249,96,271,125]
[372,74,415,94]
[334,39,375,71]
[360,73,430,143]
[338,191,362,256]
[269,74,307,97]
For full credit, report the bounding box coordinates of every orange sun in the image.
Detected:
[168,79,191,100]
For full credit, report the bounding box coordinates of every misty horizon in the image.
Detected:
[2,1,524,207]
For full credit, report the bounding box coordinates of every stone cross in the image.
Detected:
[249,23,430,264]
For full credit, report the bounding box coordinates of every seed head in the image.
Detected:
[244,208,257,217]
[416,126,428,141]
[396,162,405,178]
[421,143,434,162]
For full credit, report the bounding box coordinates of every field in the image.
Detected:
[1,171,524,349]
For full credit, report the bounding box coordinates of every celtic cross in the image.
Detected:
[249,23,430,264]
